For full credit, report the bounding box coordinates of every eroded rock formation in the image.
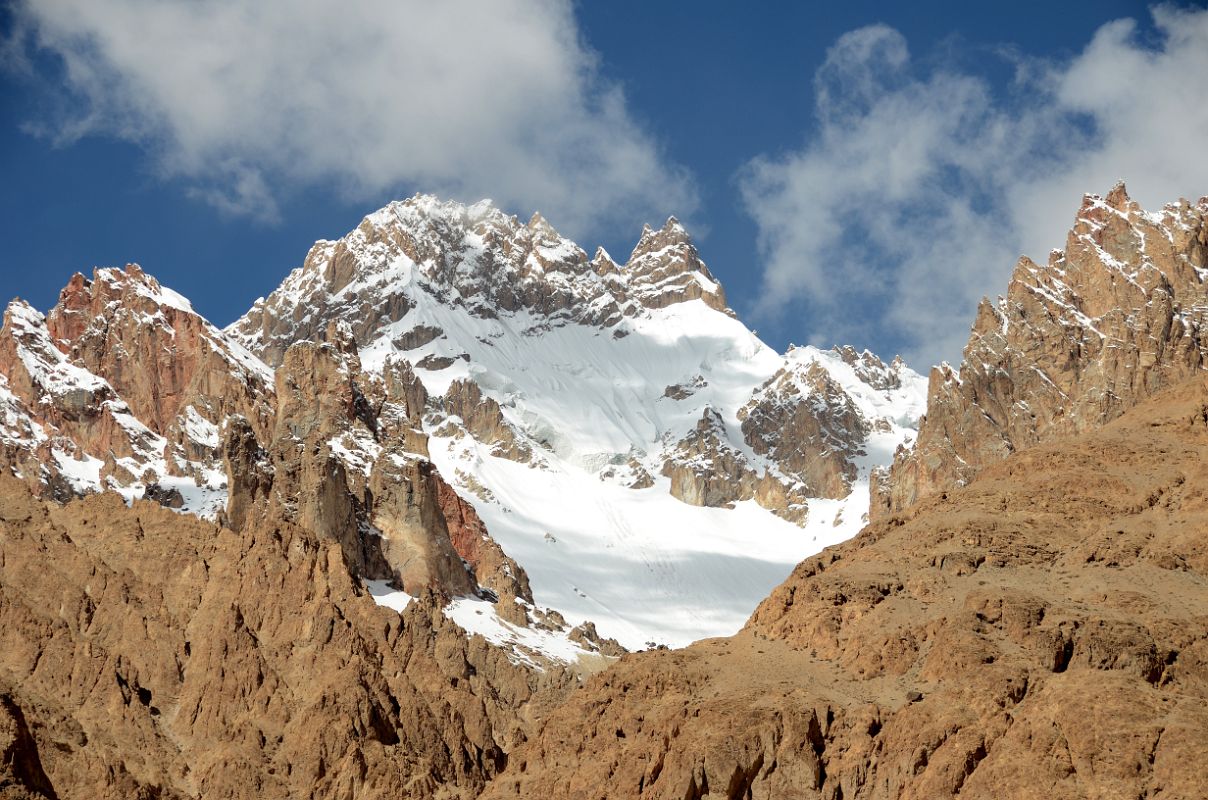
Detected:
[0,476,573,800]
[878,184,1208,517]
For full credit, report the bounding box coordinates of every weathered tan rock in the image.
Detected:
[221,335,536,603]
[878,185,1208,518]
[440,379,531,463]
[0,475,574,800]
[367,452,476,597]
[482,375,1208,800]
[221,414,273,533]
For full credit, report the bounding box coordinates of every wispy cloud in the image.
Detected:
[9,0,696,237]
[740,6,1208,368]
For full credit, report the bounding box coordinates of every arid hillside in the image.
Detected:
[482,374,1208,800]
[0,479,575,800]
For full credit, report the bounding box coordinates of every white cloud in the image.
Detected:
[740,6,1208,368]
[11,0,695,235]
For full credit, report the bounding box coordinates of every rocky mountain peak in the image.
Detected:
[0,193,927,653]
[229,195,739,368]
[0,264,275,515]
[590,245,620,276]
[623,215,728,313]
[875,185,1208,518]
[525,210,561,241]
[628,215,691,258]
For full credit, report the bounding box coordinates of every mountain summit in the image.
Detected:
[225,194,925,647]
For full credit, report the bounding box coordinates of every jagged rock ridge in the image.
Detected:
[876,184,1208,517]
[0,266,273,515]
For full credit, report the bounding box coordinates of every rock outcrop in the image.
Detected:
[482,373,1208,800]
[878,184,1208,517]
[659,346,921,524]
[623,218,728,314]
[740,355,871,499]
[661,407,812,524]
[45,266,275,441]
[0,475,574,800]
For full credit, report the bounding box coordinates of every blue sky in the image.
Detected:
[3,1,1206,367]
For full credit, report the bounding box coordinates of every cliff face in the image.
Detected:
[482,374,1208,800]
[876,184,1208,517]
[0,266,273,515]
[0,476,572,800]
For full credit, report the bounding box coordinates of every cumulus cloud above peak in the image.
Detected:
[741,6,1208,369]
[11,0,695,236]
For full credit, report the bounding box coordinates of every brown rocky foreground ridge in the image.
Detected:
[3,366,1206,798]
[0,476,573,799]
[482,375,1208,799]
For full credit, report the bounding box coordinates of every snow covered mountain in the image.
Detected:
[0,194,925,652]
[227,194,927,647]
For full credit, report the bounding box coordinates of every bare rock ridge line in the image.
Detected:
[228,199,729,369]
[481,373,1208,800]
[876,183,1208,518]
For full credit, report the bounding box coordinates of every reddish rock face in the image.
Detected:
[439,476,492,569]
[0,266,274,508]
[876,185,1208,518]
[436,475,533,614]
[45,265,275,439]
